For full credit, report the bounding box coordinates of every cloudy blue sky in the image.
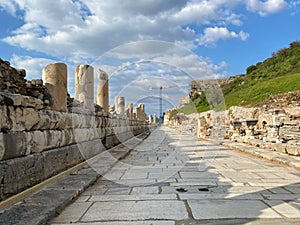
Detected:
[0,0,299,116]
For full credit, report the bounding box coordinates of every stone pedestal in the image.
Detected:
[42,63,67,112]
[75,65,94,111]
[97,69,109,112]
[115,96,125,115]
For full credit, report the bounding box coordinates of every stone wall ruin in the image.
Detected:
[165,105,300,156]
[0,58,148,200]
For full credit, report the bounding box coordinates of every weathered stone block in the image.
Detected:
[23,108,40,130]
[96,127,105,139]
[79,139,105,159]
[60,129,75,147]
[0,133,4,160]
[25,130,46,154]
[0,92,44,109]
[286,145,300,156]
[0,106,12,132]
[2,132,27,160]
[1,154,44,200]
[44,130,62,150]
[42,145,83,178]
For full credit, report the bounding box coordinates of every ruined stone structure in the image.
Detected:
[166,105,300,156]
[179,96,189,106]
[0,59,148,200]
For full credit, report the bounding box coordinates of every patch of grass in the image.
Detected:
[224,73,300,108]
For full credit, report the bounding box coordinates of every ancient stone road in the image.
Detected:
[50,126,300,225]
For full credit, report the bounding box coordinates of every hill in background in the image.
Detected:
[180,41,300,114]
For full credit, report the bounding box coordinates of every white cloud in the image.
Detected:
[246,0,288,16]
[0,0,292,115]
[0,0,17,15]
[1,0,264,61]
[198,27,249,47]
[10,55,55,79]
[10,55,77,95]
[1,0,291,61]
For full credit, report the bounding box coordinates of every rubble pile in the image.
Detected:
[0,58,52,106]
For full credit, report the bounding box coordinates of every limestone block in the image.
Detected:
[42,63,68,112]
[5,106,23,131]
[284,106,300,118]
[95,116,102,128]
[23,108,40,131]
[0,133,4,160]
[1,154,44,199]
[0,106,12,132]
[105,127,114,136]
[25,130,46,154]
[86,128,96,141]
[73,128,98,143]
[44,130,62,150]
[96,127,106,139]
[286,145,300,156]
[64,113,74,129]
[105,117,111,127]
[0,92,44,109]
[79,139,106,159]
[42,145,83,178]
[60,129,75,147]
[101,117,107,128]
[1,132,27,160]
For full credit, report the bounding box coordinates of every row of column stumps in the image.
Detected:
[41,62,146,121]
[42,63,108,113]
[42,63,109,113]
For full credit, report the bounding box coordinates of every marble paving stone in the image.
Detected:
[255,172,281,179]
[285,186,300,194]
[179,172,220,179]
[81,200,189,221]
[75,195,90,202]
[262,193,300,200]
[131,186,158,194]
[263,200,300,218]
[105,187,131,195]
[89,194,177,201]
[177,219,300,225]
[52,221,175,225]
[51,202,92,223]
[188,200,281,220]
[121,172,148,180]
[179,193,264,200]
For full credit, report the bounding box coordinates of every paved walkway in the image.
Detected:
[50,126,300,225]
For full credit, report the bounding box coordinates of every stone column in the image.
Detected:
[126,103,133,119]
[115,96,125,115]
[42,63,67,112]
[97,69,109,112]
[139,103,145,111]
[148,114,153,124]
[138,104,146,121]
[75,65,94,111]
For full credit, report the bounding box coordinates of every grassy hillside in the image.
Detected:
[224,73,300,107]
[181,41,300,114]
